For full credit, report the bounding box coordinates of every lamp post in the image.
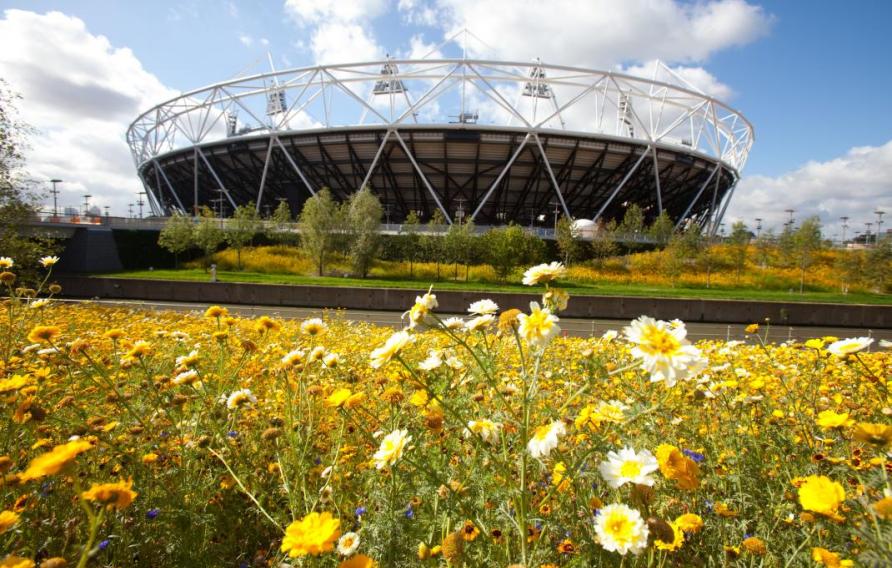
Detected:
[865,222,873,245]
[50,179,62,219]
[754,217,763,238]
[784,208,795,228]
[875,209,885,245]
[82,194,92,218]
[128,203,134,218]
[137,191,146,219]
[840,216,849,245]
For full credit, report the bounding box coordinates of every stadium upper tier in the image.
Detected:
[126,58,753,230]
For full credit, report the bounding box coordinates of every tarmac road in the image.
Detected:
[56,298,892,343]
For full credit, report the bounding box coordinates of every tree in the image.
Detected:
[483,224,541,282]
[727,221,750,284]
[590,220,618,266]
[793,217,823,293]
[192,208,224,269]
[226,203,260,270]
[618,204,645,251]
[555,215,583,265]
[298,188,339,276]
[754,229,775,269]
[444,219,477,280]
[647,211,675,246]
[864,235,892,293]
[835,249,864,293]
[778,224,796,268]
[399,211,422,277]
[0,80,55,283]
[267,200,296,245]
[421,209,447,280]
[345,186,383,278]
[158,213,194,268]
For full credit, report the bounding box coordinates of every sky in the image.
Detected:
[0,0,890,238]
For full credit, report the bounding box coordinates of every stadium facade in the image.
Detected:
[126,58,753,233]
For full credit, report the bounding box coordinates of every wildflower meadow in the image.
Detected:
[0,256,890,567]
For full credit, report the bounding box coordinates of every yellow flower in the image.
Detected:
[81,479,138,510]
[26,326,61,344]
[325,388,352,408]
[0,257,13,269]
[815,410,853,429]
[142,453,159,464]
[654,520,683,552]
[338,554,375,568]
[674,513,703,534]
[872,497,892,520]
[0,556,34,568]
[804,338,825,349]
[745,323,759,334]
[742,537,767,555]
[39,256,59,268]
[811,547,854,567]
[798,475,845,517]
[204,305,228,318]
[0,510,20,533]
[852,422,892,447]
[20,439,93,481]
[373,429,411,470]
[593,503,649,556]
[281,511,341,557]
[369,331,413,369]
[517,302,560,348]
[655,444,699,490]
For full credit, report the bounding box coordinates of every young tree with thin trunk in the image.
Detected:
[226,203,260,270]
[298,188,339,276]
[192,207,224,270]
[727,220,751,284]
[555,215,582,265]
[345,186,383,278]
[158,213,194,268]
[267,200,296,244]
[793,216,823,293]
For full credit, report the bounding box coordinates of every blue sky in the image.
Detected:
[1,0,890,236]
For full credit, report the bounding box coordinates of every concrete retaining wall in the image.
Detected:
[54,275,890,329]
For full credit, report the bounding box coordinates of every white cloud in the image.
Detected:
[0,10,177,215]
[238,33,253,46]
[309,22,384,64]
[406,0,772,67]
[284,0,387,64]
[284,0,388,25]
[728,141,892,239]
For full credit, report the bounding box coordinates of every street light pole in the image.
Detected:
[875,209,885,245]
[82,194,92,218]
[137,192,146,219]
[754,217,763,238]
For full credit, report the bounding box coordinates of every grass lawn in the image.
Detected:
[97,269,892,305]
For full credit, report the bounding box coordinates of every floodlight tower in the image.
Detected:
[840,216,849,244]
[875,209,885,244]
[137,192,146,219]
[82,194,92,217]
[754,217,763,238]
[865,222,873,244]
[49,179,62,218]
[784,208,795,227]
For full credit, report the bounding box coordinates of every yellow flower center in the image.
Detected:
[641,327,681,355]
[620,460,642,478]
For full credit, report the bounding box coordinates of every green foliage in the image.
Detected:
[267,200,296,244]
[443,220,478,280]
[590,220,618,266]
[864,235,892,292]
[0,79,58,284]
[298,188,339,276]
[482,224,542,282]
[727,220,750,283]
[647,211,675,246]
[192,208,224,269]
[793,217,823,292]
[226,203,260,270]
[345,186,383,278]
[555,215,583,265]
[157,213,194,268]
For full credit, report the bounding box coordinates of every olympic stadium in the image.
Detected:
[126,58,753,233]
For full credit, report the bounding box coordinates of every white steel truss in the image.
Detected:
[127,58,753,225]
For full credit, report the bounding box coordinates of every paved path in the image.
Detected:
[56,298,892,343]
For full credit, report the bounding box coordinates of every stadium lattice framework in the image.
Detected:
[126,57,753,234]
